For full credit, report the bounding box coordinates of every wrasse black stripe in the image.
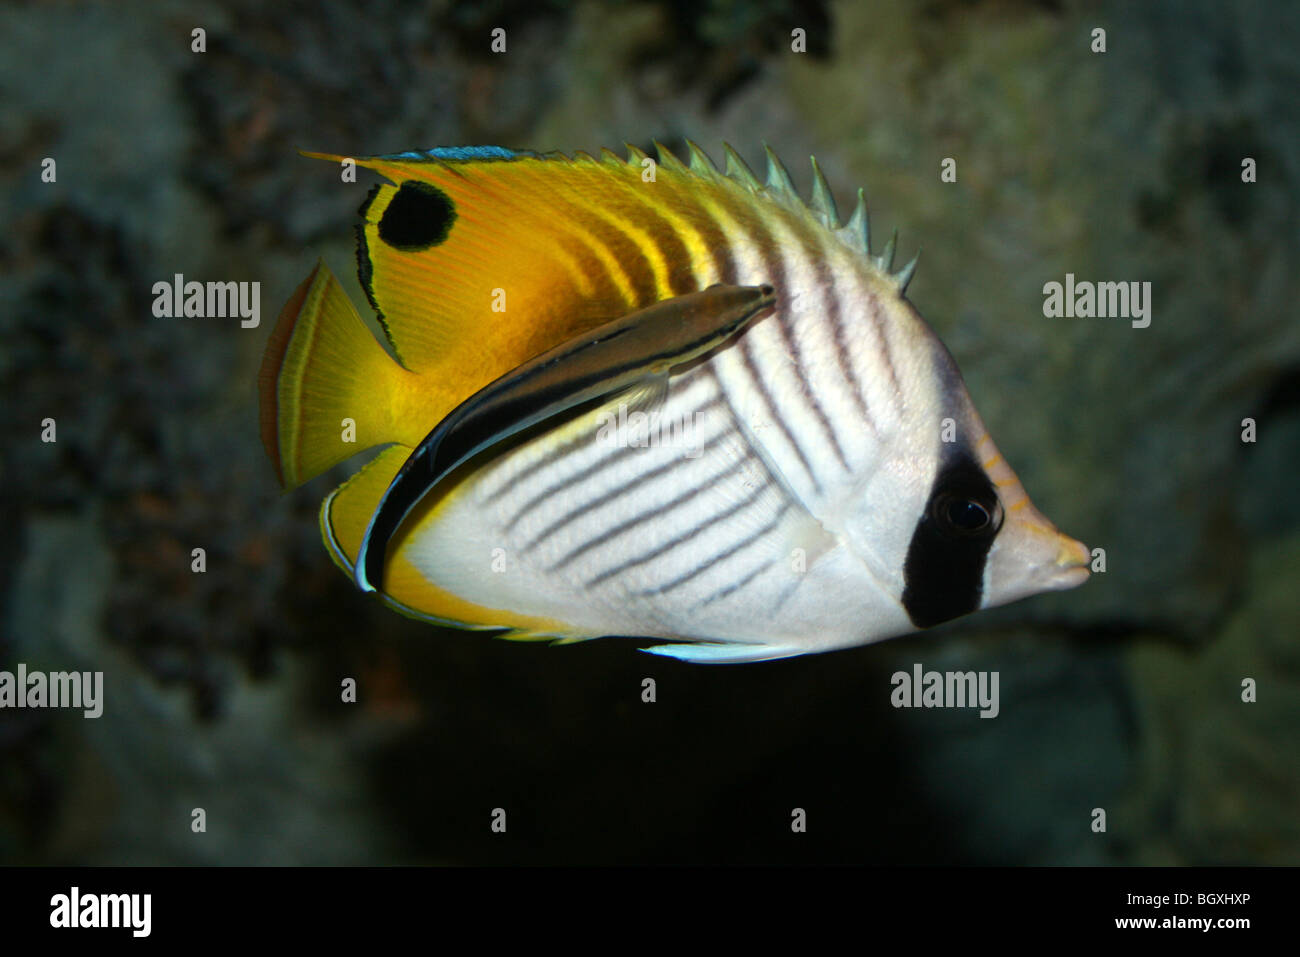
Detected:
[520,429,733,553]
[695,557,778,609]
[436,361,648,479]
[482,381,674,513]
[483,241,737,509]
[544,453,757,572]
[636,502,791,596]
[493,193,743,530]
[584,473,772,588]
[358,284,776,591]
[502,394,727,530]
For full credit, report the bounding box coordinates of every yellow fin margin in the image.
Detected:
[320,445,575,639]
[260,261,440,488]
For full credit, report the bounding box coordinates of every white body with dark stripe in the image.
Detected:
[392,186,1088,662]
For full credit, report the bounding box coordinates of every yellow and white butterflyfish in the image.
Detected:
[258,142,1090,663]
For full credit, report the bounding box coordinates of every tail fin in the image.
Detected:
[259,261,427,489]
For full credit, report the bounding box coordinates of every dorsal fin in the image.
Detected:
[723,143,762,191]
[685,139,720,177]
[876,228,898,273]
[808,156,839,228]
[641,142,900,282]
[368,142,907,289]
[895,250,921,293]
[653,140,689,173]
[838,187,871,256]
[763,144,798,205]
[302,141,918,397]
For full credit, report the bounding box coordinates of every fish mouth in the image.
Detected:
[1049,535,1091,589]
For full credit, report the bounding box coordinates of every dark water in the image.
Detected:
[1,0,1296,864]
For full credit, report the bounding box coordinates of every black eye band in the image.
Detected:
[930,477,1004,539]
[901,452,1003,628]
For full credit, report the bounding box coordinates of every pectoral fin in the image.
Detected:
[356,283,778,593]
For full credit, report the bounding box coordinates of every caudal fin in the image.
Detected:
[258,261,427,488]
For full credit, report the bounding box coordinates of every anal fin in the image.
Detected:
[320,445,571,636]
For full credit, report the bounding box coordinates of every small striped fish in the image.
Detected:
[259,142,1090,663]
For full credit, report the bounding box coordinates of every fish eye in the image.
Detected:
[933,489,1003,538]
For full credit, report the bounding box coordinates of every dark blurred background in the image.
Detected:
[1,0,1296,864]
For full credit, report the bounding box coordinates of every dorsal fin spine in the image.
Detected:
[685,140,720,177]
[895,250,920,293]
[763,144,798,202]
[877,228,898,273]
[842,187,871,256]
[337,142,910,287]
[723,143,762,190]
[654,141,688,173]
[809,156,839,228]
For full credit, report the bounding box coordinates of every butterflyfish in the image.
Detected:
[259,142,1090,663]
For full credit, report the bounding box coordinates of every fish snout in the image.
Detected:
[982,498,1091,609]
[1049,532,1092,588]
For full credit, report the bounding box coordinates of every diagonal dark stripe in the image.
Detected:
[504,394,727,532]
[584,475,773,587]
[695,558,778,609]
[543,453,758,572]
[520,427,733,553]
[634,502,792,597]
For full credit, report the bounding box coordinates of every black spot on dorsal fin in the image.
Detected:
[378,181,456,252]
